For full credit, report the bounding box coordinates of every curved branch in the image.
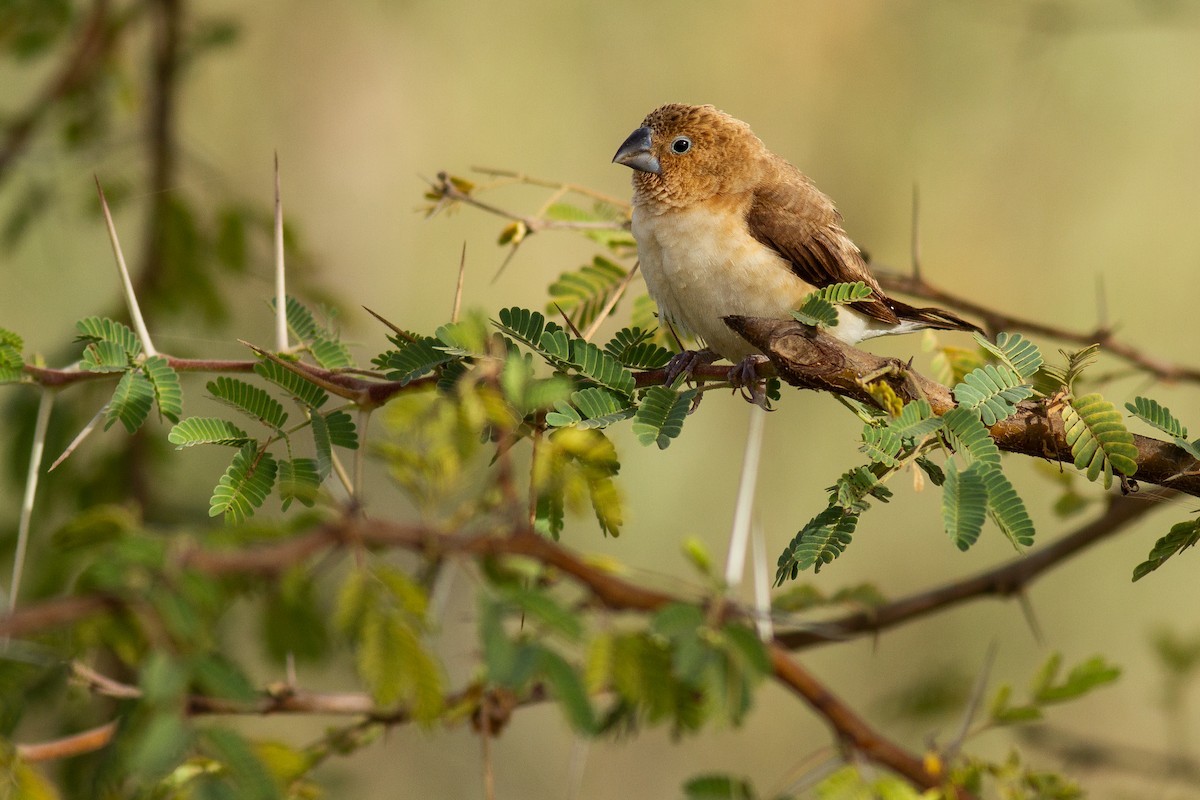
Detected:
[723,316,1200,499]
[775,494,1155,649]
[768,645,969,797]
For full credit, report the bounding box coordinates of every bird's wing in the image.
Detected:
[745,166,900,325]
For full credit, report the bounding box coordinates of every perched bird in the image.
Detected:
[612,103,978,383]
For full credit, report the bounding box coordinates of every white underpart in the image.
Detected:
[632,203,917,360]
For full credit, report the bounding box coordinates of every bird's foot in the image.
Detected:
[728,354,773,409]
[663,348,720,387]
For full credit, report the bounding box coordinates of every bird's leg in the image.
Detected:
[663,348,720,387]
[728,354,772,409]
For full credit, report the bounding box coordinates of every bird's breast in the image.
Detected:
[631,201,812,361]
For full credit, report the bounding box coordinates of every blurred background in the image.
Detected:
[4,1,1200,797]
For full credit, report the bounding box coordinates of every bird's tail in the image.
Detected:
[889,299,981,334]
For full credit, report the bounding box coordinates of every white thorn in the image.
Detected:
[96,178,157,357]
[725,404,767,588]
[274,153,289,352]
[8,390,54,614]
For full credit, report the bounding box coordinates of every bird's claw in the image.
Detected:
[728,355,772,409]
[663,348,720,387]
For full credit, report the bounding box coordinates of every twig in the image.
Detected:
[17,721,120,763]
[774,494,1154,649]
[768,644,968,797]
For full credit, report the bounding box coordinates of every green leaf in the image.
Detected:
[501,586,583,640]
[1036,343,1100,392]
[142,355,182,422]
[791,295,838,328]
[200,727,281,800]
[603,326,673,370]
[860,425,903,467]
[168,417,253,448]
[632,385,696,448]
[1032,653,1121,704]
[886,399,944,443]
[105,370,155,433]
[683,774,757,800]
[942,461,988,551]
[546,255,628,330]
[1061,393,1139,488]
[1133,518,1200,581]
[538,647,596,733]
[311,410,332,479]
[309,336,353,369]
[277,295,320,343]
[534,487,565,539]
[254,358,329,408]
[209,443,277,523]
[546,387,635,429]
[976,331,1044,381]
[494,306,547,349]
[207,376,288,430]
[544,201,635,250]
[81,340,133,372]
[814,280,874,304]
[953,364,1033,426]
[75,316,141,357]
[324,409,359,449]
[436,314,492,358]
[829,465,893,512]
[775,506,859,583]
[278,457,321,509]
[915,455,945,486]
[980,465,1035,548]
[0,327,24,383]
[941,406,1001,466]
[567,339,636,396]
[1125,396,1188,440]
[374,335,453,385]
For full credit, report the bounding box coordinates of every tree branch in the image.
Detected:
[724,316,1200,498]
[774,494,1156,649]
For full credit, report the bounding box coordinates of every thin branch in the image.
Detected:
[580,260,641,342]
[452,242,467,323]
[17,721,119,763]
[774,494,1155,649]
[768,644,969,797]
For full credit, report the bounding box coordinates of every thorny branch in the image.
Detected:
[5,503,1153,794]
[725,316,1200,499]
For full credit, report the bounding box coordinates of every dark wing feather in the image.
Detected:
[745,163,900,324]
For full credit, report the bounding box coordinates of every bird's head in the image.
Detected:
[612,104,765,207]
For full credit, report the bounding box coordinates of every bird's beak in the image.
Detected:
[612,126,660,175]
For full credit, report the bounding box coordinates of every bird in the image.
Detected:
[612,103,978,389]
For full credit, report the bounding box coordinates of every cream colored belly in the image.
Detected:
[633,205,812,361]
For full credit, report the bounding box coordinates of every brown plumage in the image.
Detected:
[613,103,977,363]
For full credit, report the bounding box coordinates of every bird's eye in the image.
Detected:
[670,136,692,154]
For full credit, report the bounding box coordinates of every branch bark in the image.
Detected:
[723,315,1200,499]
